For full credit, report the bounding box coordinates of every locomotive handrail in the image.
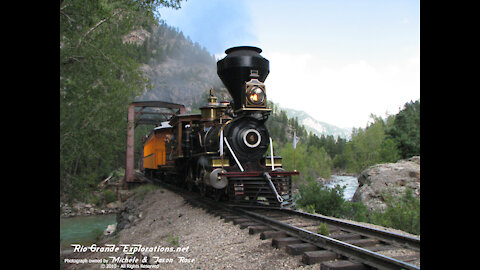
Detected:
[224,137,244,172]
[264,172,283,202]
[269,137,274,171]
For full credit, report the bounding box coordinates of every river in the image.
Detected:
[60,214,117,249]
[324,175,359,201]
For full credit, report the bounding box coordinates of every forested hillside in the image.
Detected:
[134,21,225,111]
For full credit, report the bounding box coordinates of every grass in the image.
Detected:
[131,184,162,200]
[317,223,330,236]
[304,204,316,214]
[161,233,179,247]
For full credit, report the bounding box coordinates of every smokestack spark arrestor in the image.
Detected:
[217,46,270,113]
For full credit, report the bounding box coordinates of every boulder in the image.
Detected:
[72,202,86,211]
[106,201,123,210]
[104,224,117,235]
[352,156,420,212]
[118,190,135,202]
[116,199,140,231]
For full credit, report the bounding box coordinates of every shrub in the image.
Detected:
[370,189,420,235]
[104,189,117,204]
[340,201,369,222]
[296,180,345,217]
[294,181,420,235]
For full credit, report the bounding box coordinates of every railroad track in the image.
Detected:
[230,206,419,269]
[143,174,421,269]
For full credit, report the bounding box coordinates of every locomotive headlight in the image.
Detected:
[247,86,265,105]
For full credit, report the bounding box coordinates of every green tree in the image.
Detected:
[333,153,347,169]
[60,0,183,201]
[279,142,332,184]
[386,100,420,159]
[379,138,400,163]
[342,114,400,173]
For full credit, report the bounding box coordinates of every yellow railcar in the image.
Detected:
[143,122,173,171]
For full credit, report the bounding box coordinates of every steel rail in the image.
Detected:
[233,207,420,270]
[230,205,420,252]
[280,208,420,252]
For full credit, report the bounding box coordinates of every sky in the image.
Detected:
[157,0,420,129]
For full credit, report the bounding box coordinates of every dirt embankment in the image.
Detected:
[62,187,319,270]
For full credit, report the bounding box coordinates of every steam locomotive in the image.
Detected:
[142,46,298,207]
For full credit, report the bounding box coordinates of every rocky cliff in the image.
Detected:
[352,156,420,212]
[125,24,224,110]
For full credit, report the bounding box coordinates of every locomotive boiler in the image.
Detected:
[142,46,298,207]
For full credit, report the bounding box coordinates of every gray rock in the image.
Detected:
[352,156,420,212]
[104,224,117,235]
[106,201,122,209]
[128,215,136,223]
[115,197,141,232]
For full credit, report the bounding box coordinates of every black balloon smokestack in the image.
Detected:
[217,46,269,111]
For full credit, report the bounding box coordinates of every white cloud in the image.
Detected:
[263,51,419,128]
